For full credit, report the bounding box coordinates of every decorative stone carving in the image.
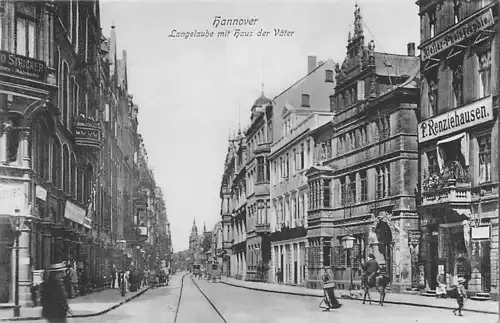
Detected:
[463,220,470,251]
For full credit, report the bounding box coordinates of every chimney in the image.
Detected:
[407,42,416,56]
[308,56,317,74]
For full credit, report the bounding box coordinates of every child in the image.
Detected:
[453,277,467,316]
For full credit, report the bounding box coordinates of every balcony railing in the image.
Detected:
[421,181,471,206]
[73,115,103,149]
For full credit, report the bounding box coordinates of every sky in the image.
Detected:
[99,0,420,252]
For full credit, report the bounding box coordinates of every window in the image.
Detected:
[376,115,391,140]
[478,134,491,183]
[295,149,302,170]
[428,9,436,38]
[71,154,77,197]
[357,80,365,101]
[360,171,367,202]
[329,95,335,112]
[348,174,356,204]
[325,70,334,82]
[453,0,461,24]
[323,179,331,208]
[52,140,61,188]
[63,146,70,193]
[427,150,439,176]
[376,164,391,199]
[478,50,491,98]
[257,157,265,183]
[15,8,37,58]
[285,153,290,178]
[428,76,439,116]
[61,62,69,126]
[301,94,310,108]
[266,160,270,181]
[72,77,79,118]
[340,177,346,205]
[6,117,20,163]
[451,59,464,108]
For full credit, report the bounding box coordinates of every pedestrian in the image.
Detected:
[436,269,447,299]
[41,263,70,323]
[453,277,467,316]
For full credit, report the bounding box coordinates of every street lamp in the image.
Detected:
[117,240,127,271]
[341,235,356,290]
[9,208,26,317]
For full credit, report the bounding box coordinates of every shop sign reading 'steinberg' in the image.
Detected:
[418,96,493,143]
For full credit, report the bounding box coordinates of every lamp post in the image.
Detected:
[9,208,26,318]
[117,240,127,271]
[341,235,356,290]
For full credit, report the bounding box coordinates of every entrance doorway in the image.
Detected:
[376,221,393,279]
[294,261,298,284]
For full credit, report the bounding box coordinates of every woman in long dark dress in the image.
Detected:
[41,264,70,323]
[321,267,342,310]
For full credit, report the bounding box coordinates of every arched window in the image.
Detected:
[71,153,77,198]
[62,145,70,193]
[51,138,61,187]
[61,61,69,127]
[71,76,79,122]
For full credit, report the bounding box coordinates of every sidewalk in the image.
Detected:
[0,285,150,321]
[221,277,498,315]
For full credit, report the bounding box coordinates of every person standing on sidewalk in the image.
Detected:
[453,277,467,316]
[41,263,70,323]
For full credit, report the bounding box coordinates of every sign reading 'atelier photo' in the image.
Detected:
[0,50,46,81]
[420,8,494,61]
[418,96,493,143]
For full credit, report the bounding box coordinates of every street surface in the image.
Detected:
[19,273,495,323]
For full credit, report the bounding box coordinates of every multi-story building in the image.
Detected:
[416,0,499,299]
[306,5,420,292]
[0,0,165,308]
[244,92,273,282]
[188,219,204,268]
[268,57,336,286]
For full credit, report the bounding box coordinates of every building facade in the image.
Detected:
[268,57,336,286]
[416,0,499,299]
[244,93,273,282]
[306,6,421,292]
[0,0,165,307]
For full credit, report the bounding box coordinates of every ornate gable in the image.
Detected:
[281,103,294,119]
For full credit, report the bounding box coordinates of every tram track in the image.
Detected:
[174,274,228,323]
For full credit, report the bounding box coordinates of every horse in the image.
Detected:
[361,273,391,306]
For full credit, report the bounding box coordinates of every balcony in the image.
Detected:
[255,223,270,234]
[73,115,103,149]
[255,181,270,196]
[422,182,471,207]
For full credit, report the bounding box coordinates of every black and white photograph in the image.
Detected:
[0,0,499,322]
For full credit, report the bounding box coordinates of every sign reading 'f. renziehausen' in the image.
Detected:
[418,96,493,143]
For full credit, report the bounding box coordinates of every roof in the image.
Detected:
[253,93,272,107]
[374,52,419,78]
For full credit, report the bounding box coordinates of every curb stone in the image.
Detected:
[221,281,497,315]
[1,287,151,322]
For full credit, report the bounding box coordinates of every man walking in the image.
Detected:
[363,254,380,287]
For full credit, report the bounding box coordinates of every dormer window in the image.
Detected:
[301,94,310,108]
[325,70,334,82]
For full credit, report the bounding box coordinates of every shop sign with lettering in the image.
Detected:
[421,8,494,61]
[0,50,46,81]
[418,96,493,143]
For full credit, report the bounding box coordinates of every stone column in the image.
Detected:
[0,120,10,164]
[20,129,30,168]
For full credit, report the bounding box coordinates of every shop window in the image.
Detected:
[427,150,439,176]
[478,49,491,98]
[360,170,367,202]
[15,3,37,58]
[478,134,491,183]
[323,179,331,208]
